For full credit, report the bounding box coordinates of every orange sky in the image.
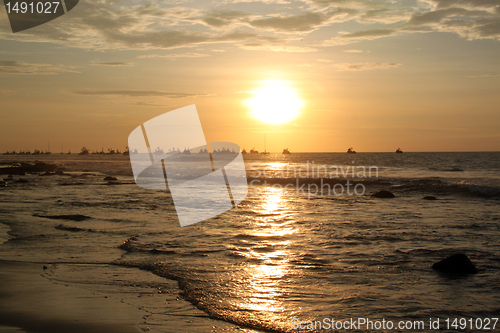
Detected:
[0,0,499,152]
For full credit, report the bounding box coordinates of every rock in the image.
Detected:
[55,224,85,232]
[1,162,58,175]
[104,176,118,181]
[371,190,395,198]
[423,196,437,200]
[432,253,478,274]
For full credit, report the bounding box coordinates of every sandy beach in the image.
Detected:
[0,260,147,333]
[0,260,259,333]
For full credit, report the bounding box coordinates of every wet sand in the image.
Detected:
[0,260,144,333]
[0,260,261,333]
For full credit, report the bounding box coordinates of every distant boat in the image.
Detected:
[347,147,356,154]
[396,148,403,154]
[261,133,270,155]
[282,148,291,154]
[79,147,90,156]
[153,147,164,155]
[182,148,191,155]
[250,148,259,154]
[241,149,247,154]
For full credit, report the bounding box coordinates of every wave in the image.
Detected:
[33,214,92,221]
[248,177,500,198]
[467,185,500,197]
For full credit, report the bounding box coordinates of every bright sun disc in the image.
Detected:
[247,81,303,124]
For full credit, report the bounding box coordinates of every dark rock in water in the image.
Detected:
[371,190,395,198]
[423,196,437,200]
[104,176,118,181]
[34,214,92,222]
[432,253,478,274]
[55,224,85,232]
[1,162,58,175]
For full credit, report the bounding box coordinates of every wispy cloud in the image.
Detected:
[0,89,13,96]
[248,12,332,32]
[91,62,134,66]
[133,101,166,107]
[332,62,402,71]
[320,29,396,46]
[137,53,210,59]
[467,73,500,78]
[0,60,78,75]
[73,90,208,98]
[239,43,318,52]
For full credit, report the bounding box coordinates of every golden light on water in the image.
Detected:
[246,80,303,124]
[231,187,297,316]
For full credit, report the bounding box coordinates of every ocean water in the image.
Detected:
[1,152,500,332]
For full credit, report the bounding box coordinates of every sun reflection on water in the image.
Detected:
[231,186,298,327]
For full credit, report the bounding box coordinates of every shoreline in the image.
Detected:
[0,260,260,333]
[0,260,144,333]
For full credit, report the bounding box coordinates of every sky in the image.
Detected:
[0,0,499,153]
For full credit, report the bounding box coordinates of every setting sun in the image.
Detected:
[246,81,303,124]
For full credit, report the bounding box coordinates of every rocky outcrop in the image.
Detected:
[0,162,58,175]
[371,190,395,198]
[432,253,478,274]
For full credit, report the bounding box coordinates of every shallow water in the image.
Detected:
[0,153,499,332]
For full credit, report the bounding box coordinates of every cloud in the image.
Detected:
[137,53,210,59]
[101,30,279,50]
[320,29,396,46]
[0,1,281,50]
[91,62,134,66]
[332,62,402,71]
[200,9,249,28]
[343,49,364,53]
[467,73,500,77]
[239,43,318,52]
[249,12,330,32]
[133,101,166,107]
[0,60,78,75]
[0,90,13,96]
[425,0,500,10]
[402,5,500,40]
[73,90,207,98]
[1,0,499,52]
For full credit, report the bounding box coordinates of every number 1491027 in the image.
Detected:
[5,2,61,14]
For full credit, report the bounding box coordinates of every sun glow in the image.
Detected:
[247,80,303,124]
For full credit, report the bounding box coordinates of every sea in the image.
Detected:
[1,152,500,332]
